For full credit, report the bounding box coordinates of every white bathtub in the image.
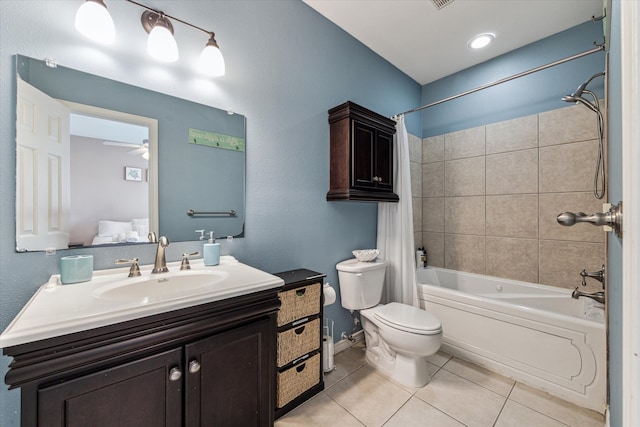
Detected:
[417,267,606,414]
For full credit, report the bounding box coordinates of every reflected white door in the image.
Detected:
[16,77,71,251]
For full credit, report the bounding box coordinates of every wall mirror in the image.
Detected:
[15,55,246,252]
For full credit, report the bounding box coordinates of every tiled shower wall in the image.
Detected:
[410,103,606,293]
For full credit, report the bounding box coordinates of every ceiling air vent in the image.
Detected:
[431,0,454,10]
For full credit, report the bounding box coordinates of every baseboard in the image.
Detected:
[333,330,364,354]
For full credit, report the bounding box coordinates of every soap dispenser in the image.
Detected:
[203,231,220,266]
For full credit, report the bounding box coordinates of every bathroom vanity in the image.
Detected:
[1,257,283,427]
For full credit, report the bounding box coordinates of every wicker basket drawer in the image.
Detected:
[277,318,320,367]
[277,354,320,408]
[277,282,321,326]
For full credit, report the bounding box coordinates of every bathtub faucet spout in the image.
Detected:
[572,288,605,304]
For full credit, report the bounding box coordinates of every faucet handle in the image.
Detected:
[180,252,200,270]
[115,258,141,277]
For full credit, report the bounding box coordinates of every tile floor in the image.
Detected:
[276,342,605,427]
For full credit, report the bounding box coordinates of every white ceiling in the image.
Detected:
[303,0,604,85]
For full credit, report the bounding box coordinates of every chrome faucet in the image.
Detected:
[572,288,605,304]
[572,264,606,304]
[580,265,605,287]
[152,236,170,274]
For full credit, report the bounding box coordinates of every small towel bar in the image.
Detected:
[187,209,236,217]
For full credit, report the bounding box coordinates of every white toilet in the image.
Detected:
[336,258,442,388]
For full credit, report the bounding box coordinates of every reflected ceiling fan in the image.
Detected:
[103,139,149,159]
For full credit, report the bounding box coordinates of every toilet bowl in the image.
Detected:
[336,258,443,388]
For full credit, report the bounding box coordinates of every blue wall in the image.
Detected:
[421,21,606,137]
[0,1,420,425]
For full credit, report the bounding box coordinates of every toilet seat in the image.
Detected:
[373,302,442,335]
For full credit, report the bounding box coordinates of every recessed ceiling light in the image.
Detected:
[469,33,495,49]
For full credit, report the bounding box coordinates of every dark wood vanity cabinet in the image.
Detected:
[4,289,279,427]
[327,101,398,202]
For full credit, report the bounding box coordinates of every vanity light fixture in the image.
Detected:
[74,0,116,44]
[74,0,226,76]
[199,33,226,77]
[468,33,495,49]
[141,10,179,62]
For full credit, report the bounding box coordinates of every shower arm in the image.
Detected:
[557,201,622,238]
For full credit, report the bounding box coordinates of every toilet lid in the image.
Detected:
[373,302,442,335]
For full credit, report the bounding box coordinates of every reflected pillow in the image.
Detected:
[98,220,133,237]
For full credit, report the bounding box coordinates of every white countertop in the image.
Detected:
[0,256,284,348]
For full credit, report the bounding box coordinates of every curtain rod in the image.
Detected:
[396,44,605,117]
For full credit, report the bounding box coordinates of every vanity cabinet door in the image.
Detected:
[352,120,394,192]
[37,348,183,427]
[184,317,275,427]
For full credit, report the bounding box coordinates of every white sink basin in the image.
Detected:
[93,270,230,302]
[0,257,284,348]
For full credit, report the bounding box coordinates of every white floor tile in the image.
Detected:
[276,392,365,427]
[383,396,465,427]
[415,368,506,427]
[325,365,412,427]
[442,357,515,397]
[494,400,568,427]
[509,383,605,427]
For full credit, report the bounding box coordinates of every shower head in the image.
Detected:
[573,94,601,114]
[563,71,606,103]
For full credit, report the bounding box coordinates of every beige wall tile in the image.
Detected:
[486,149,538,195]
[410,161,422,198]
[445,157,485,196]
[414,231,423,250]
[420,103,596,292]
[444,234,485,274]
[486,195,538,238]
[539,104,600,147]
[423,232,444,268]
[423,162,445,197]
[539,240,605,291]
[539,192,605,242]
[444,126,485,160]
[408,133,422,163]
[486,115,538,154]
[423,197,445,232]
[486,237,539,283]
[423,135,444,163]
[539,140,598,193]
[413,197,423,233]
[445,196,485,235]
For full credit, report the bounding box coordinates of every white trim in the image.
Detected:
[621,0,640,425]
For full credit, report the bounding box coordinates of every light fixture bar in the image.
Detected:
[125,0,212,37]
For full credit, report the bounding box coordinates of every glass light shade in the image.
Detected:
[75,0,115,44]
[147,25,179,62]
[199,43,225,77]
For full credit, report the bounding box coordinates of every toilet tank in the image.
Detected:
[336,258,387,310]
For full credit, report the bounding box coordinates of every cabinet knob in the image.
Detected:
[169,367,182,381]
[189,360,201,374]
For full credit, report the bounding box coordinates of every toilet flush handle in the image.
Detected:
[356,273,363,277]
